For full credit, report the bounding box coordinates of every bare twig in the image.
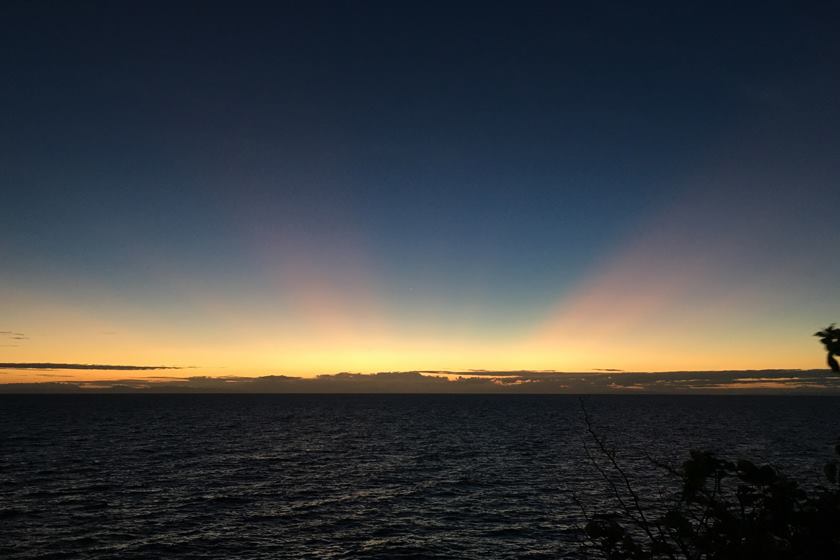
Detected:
[578,397,676,559]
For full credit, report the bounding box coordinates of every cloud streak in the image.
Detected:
[0,363,184,371]
[0,331,28,341]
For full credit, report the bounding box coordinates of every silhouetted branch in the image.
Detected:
[578,401,840,559]
[579,397,676,559]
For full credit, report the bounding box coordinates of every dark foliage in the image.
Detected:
[815,324,840,373]
[580,406,840,559]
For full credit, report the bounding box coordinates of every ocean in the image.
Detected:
[2,395,839,558]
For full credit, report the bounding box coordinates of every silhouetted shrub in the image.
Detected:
[579,405,840,559]
[815,324,840,373]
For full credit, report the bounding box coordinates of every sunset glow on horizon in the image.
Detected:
[3,152,838,383]
[8,6,840,560]
[2,3,838,388]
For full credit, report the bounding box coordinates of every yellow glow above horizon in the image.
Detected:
[2,162,836,385]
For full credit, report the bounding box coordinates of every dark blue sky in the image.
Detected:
[2,1,839,375]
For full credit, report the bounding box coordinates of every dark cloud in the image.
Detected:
[428,370,560,377]
[0,363,184,371]
[0,370,838,394]
[0,331,27,341]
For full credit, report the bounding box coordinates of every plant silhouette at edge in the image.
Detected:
[577,400,840,559]
[815,324,840,373]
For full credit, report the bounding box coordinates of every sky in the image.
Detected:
[2,2,839,385]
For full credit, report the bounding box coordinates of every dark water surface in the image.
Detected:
[2,395,839,558]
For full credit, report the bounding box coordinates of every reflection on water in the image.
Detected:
[1,395,838,559]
